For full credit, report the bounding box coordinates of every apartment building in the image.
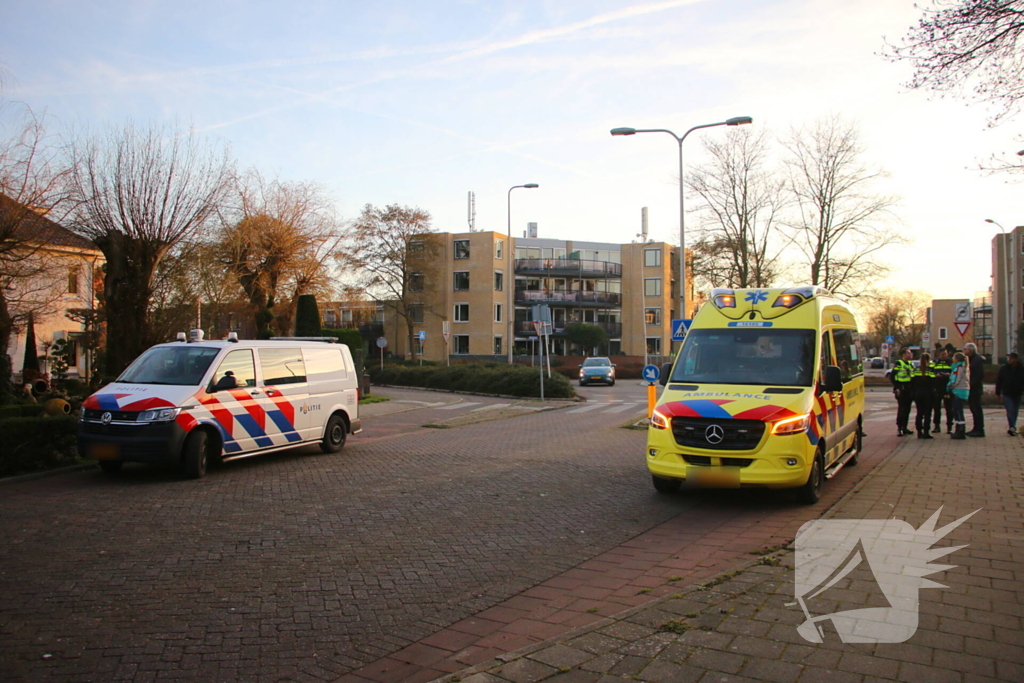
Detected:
[992,226,1024,360]
[926,299,975,352]
[390,229,693,362]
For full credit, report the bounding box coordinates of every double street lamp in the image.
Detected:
[508,183,539,362]
[611,116,752,348]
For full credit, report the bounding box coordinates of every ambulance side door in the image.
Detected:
[257,347,309,445]
[832,327,865,453]
[817,330,840,465]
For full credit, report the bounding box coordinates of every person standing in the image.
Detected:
[910,353,936,439]
[995,352,1024,436]
[948,352,969,440]
[888,347,915,436]
[964,342,986,437]
[931,349,953,434]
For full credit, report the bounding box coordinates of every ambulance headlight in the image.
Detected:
[137,407,181,422]
[772,414,811,435]
[650,408,671,430]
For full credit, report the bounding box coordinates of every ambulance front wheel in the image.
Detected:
[797,450,824,505]
[652,474,681,494]
[183,430,212,479]
[320,414,347,453]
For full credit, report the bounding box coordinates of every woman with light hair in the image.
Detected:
[948,352,969,440]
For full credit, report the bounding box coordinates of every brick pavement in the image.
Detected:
[436,414,1023,683]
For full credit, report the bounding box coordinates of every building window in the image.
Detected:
[494,303,503,323]
[493,336,502,355]
[644,278,662,297]
[1020,267,1024,289]
[644,308,661,325]
[644,249,661,267]
[409,305,424,323]
[939,327,948,340]
[454,271,470,290]
[494,271,504,291]
[68,267,79,295]
[495,240,504,260]
[646,337,662,354]
[454,303,469,322]
[454,335,470,354]
[409,240,425,253]
[341,309,354,323]
[324,310,337,325]
[409,273,424,292]
[454,240,470,259]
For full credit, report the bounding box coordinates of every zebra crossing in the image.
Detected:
[566,401,647,414]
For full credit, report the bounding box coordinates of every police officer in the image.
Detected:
[888,347,915,436]
[931,349,953,434]
[911,353,936,439]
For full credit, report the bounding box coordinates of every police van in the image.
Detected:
[78,331,361,478]
[647,286,864,504]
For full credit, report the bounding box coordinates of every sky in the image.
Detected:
[2,0,1021,304]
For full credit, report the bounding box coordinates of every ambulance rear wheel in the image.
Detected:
[848,423,862,467]
[98,460,123,473]
[183,430,210,479]
[320,414,347,453]
[652,475,681,494]
[797,451,824,505]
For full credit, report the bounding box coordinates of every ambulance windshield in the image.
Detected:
[670,328,816,387]
[117,346,221,386]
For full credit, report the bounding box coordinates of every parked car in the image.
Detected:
[869,357,885,369]
[579,357,615,386]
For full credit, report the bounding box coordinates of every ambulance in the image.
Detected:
[78,331,361,479]
[647,286,864,504]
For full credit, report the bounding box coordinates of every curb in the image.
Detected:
[0,462,97,486]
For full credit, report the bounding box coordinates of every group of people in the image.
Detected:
[888,343,1024,439]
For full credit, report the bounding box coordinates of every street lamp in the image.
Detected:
[507,183,539,363]
[611,116,752,350]
[986,218,1014,358]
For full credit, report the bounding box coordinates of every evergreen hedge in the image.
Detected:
[295,295,321,337]
[0,416,80,478]
[368,362,575,399]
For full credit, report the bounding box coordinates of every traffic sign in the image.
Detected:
[954,321,971,337]
[922,332,931,345]
[885,335,895,345]
[954,302,971,323]
[642,364,660,383]
[442,321,451,343]
[671,319,692,341]
[417,331,426,342]
[375,336,387,349]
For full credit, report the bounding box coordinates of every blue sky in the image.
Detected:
[2,0,1020,302]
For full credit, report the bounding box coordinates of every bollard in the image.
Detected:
[647,383,657,418]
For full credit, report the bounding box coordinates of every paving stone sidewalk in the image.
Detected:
[439,425,1024,683]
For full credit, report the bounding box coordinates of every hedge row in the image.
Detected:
[0,416,80,478]
[0,403,46,420]
[368,362,576,399]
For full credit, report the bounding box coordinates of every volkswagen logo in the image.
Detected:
[101,411,112,425]
[704,424,725,445]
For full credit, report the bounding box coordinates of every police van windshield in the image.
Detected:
[670,329,816,387]
[117,346,221,386]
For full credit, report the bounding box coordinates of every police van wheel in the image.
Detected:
[320,414,347,454]
[98,460,123,474]
[652,475,681,494]
[796,451,824,505]
[183,430,210,479]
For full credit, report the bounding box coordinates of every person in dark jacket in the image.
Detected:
[995,352,1024,436]
[964,343,986,437]
[910,353,936,439]
[931,349,953,434]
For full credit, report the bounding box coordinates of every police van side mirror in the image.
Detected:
[660,362,672,386]
[823,365,843,393]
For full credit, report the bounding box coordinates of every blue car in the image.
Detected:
[579,357,616,386]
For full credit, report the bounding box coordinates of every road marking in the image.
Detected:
[436,402,481,410]
[604,403,644,413]
[470,404,508,412]
[567,404,605,414]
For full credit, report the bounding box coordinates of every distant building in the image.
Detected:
[926,299,975,354]
[992,226,1024,360]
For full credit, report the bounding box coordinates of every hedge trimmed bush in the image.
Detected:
[0,403,46,420]
[368,362,575,399]
[0,416,80,478]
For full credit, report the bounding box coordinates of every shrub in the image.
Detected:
[0,415,80,477]
[368,361,575,399]
[321,328,365,350]
[295,294,321,337]
[0,403,46,420]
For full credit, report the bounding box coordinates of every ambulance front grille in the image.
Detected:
[670,417,765,451]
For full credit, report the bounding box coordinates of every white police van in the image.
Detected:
[78,331,361,478]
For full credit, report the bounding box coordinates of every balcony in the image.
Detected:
[515,258,622,278]
[513,320,622,338]
[514,288,621,307]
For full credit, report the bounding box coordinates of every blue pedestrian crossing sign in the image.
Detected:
[885,335,895,345]
[642,365,660,383]
[671,319,692,341]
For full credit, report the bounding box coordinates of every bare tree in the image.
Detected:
[218,171,342,337]
[783,117,902,298]
[66,121,233,374]
[859,289,932,350]
[0,104,79,397]
[340,204,438,360]
[687,128,788,290]
[883,0,1024,125]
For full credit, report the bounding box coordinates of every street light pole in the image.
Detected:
[986,218,1014,359]
[507,183,539,363]
[611,117,752,352]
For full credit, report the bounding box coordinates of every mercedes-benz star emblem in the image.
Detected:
[704,424,725,445]
[101,411,112,425]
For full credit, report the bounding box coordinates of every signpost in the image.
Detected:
[671,319,691,342]
[954,321,971,337]
[922,332,931,346]
[417,330,426,366]
[642,364,660,418]
[376,336,387,370]
[442,321,451,366]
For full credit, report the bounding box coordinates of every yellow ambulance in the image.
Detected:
[647,286,864,504]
